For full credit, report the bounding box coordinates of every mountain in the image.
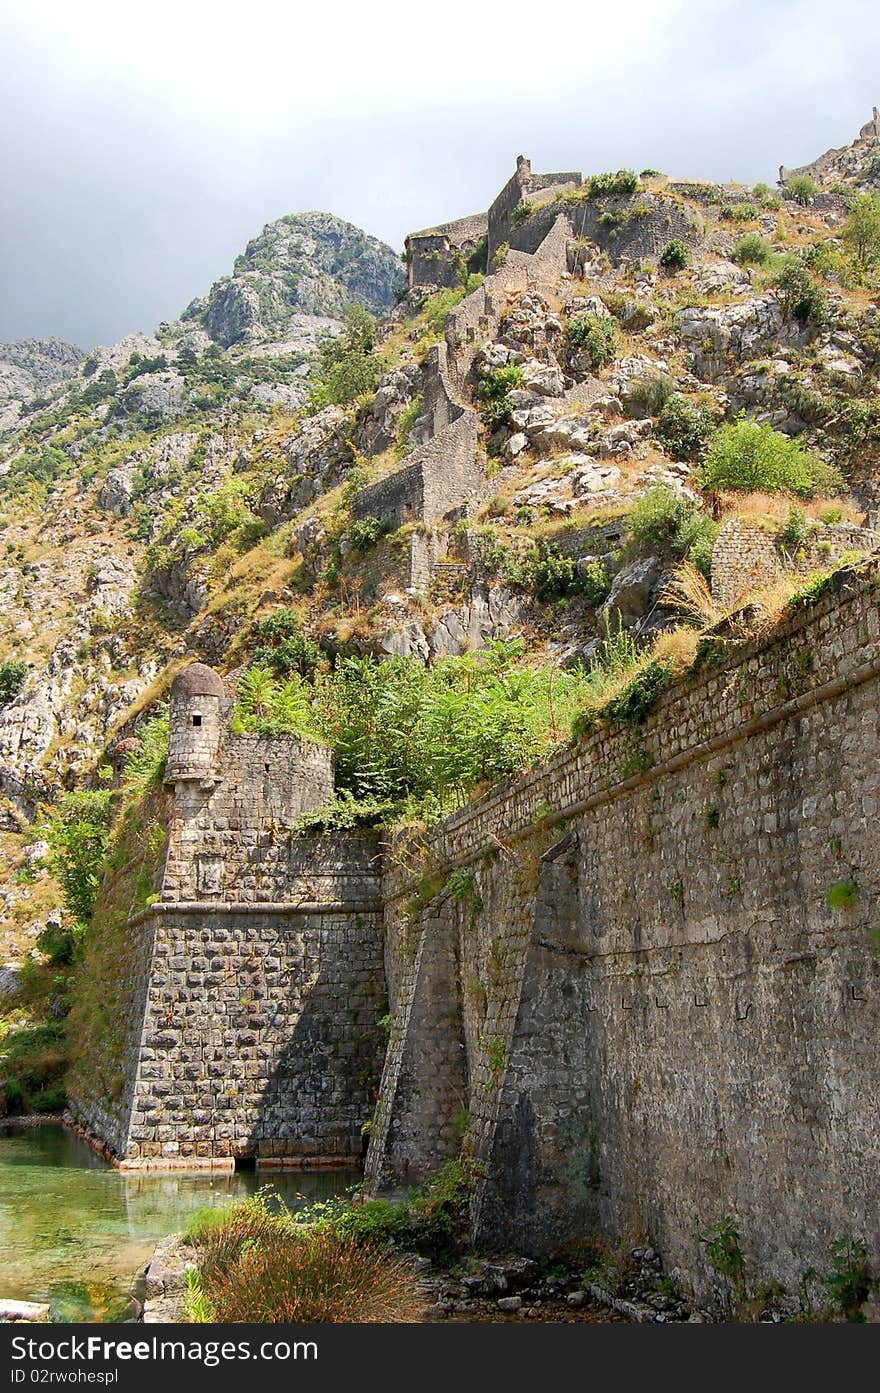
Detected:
[0,108,879,963]
[182,211,404,347]
[0,338,84,412]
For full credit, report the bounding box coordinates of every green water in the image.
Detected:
[0,1125,359,1320]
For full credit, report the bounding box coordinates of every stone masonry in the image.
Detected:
[366,560,880,1304]
[711,516,880,608]
[70,564,880,1303]
[68,664,387,1168]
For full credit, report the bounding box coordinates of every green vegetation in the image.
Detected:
[699,418,840,497]
[783,175,819,206]
[0,659,28,705]
[601,659,670,725]
[295,1159,479,1261]
[721,203,759,223]
[0,1021,67,1114]
[824,879,859,910]
[732,232,776,266]
[476,364,524,430]
[627,486,718,577]
[346,515,393,553]
[841,192,880,268]
[250,607,321,679]
[233,641,594,818]
[566,312,619,369]
[655,394,716,461]
[697,1215,746,1293]
[421,276,483,338]
[584,170,639,198]
[659,239,691,271]
[308,305,381,410]
[49,791,114,930]
[514,544,610,604]
[823,1236,873,1320]
[623,373,675,419]
[183,1191,422,1322]
[774,257,828,329]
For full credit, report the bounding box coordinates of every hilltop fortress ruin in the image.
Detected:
[68,139,880,1306]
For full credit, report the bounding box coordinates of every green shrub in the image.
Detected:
[0,659,28,705]
[586,170,639,197]
[627,486,717,577]
[121,712,170,791]
[732,233,775,266]
[825,879,859,910]
[566,313,619,369]
[823,1236,872,1320]
[722,203,759,222]
[601,659,670,725]
[48,790,114,927]
[659,239,690,271]
[186,1193,422,1322]
[783,175,819,206]
[35,921,78,966]
[0,1021,67,1115]
[774,258,828,328]
[515,545,610,604]
[751,182,779,206]
[346,515,392,554]
[308,305,381,410]
[466,236,489,277]
[580,557,613,606]
[233,642,595,816]
[512,201,531,224]
[655,394,716,461]
[778,506,808,550]
[841,192,880,268]
[623,373,675,418]
[699,417,839,497]
[251,607,321,679]
[698,1216,746,1291]
[476,364,524,429]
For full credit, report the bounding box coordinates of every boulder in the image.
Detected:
[599,556,663,630]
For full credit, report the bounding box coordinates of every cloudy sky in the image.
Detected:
[1,0,877,349]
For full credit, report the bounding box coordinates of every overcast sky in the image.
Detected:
[1,0,877,349]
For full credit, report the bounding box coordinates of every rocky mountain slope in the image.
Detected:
[1,108,879,984]
[0,339,84,413]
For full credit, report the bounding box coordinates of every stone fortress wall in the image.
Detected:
[68,567,880,1294]
[365,561,880,1301]
[69,663,387,1169]
[710,516,880,609]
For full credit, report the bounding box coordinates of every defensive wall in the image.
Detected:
[365,560,880,1302]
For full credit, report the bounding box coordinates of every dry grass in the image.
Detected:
[660,561,721,628]
[731,567,834,640]
[717,492,863,528]
[187,1201,423,1324]
[650,625,701,671]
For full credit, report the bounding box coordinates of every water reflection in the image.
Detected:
[0,1125,358,1316]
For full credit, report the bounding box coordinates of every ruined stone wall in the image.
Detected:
[542,518,628,561]
[346,529,444,598]
[367,562,880,1300]
[506,192,703,265]
[487,158,532,266]
[351,414,483,528]
[406,213,488,290]
[711,517,879,608]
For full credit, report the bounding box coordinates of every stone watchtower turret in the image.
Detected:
[164,662,226,788]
